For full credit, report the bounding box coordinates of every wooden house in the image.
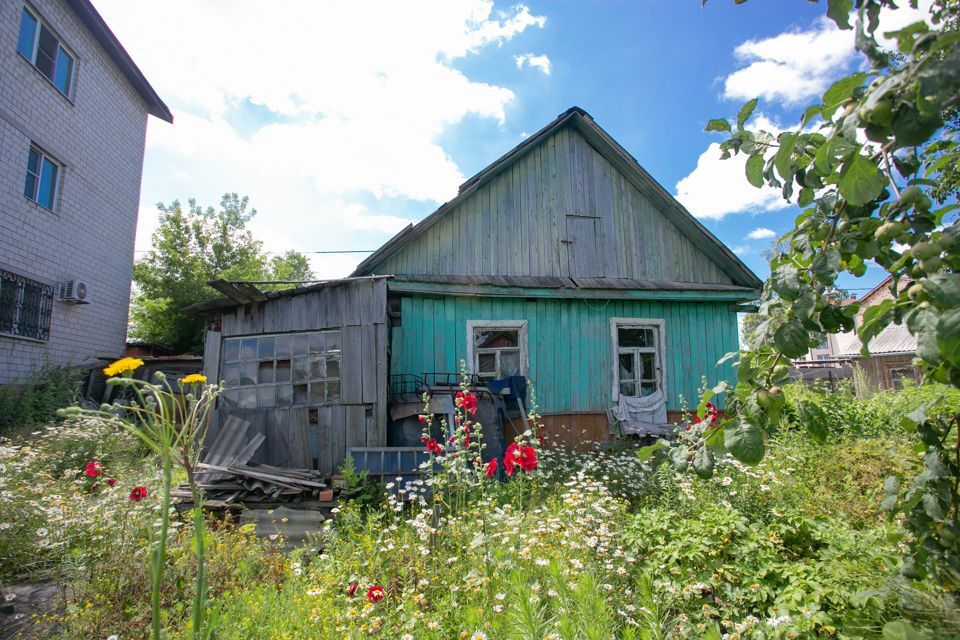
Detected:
[193,107,761,473]
[352,107,761,446]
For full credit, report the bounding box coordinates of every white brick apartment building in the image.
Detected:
[0,0,171,384]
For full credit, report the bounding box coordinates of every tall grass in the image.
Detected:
[0,364,85,434]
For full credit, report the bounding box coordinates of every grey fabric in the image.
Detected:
[610,391,672,436]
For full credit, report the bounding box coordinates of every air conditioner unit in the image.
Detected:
[59,279,91,304]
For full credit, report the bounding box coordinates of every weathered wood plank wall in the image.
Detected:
[390,294,739,415]
[207,278,388,475]
[369,127,733,285]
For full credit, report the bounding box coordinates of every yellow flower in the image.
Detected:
[180,373,207,385]
[102,357,144,377]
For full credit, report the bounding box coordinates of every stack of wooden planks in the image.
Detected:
[173,415,328,507]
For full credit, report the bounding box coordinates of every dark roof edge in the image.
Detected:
[352,107,761,289]
[65,0,173,123]
[182,275,391,315]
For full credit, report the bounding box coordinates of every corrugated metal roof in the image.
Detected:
[840,320,917,356]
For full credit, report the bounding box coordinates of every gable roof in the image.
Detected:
[352,107,761,289]
[65,0,172,122]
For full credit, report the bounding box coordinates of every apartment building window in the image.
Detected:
[17,6,75,96]
[0,268,54,341]
[23,145,60,210]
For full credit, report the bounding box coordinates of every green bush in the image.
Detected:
[0,365,86,434]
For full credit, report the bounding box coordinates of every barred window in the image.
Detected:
[0,268,54,341]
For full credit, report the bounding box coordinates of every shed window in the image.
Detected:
[0,267,54,341]
[220,330,341,409]
[24,145,60,210]
[613,321,663,398]
[17,6,75,96]
[467,320,528,381]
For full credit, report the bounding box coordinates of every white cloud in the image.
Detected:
[514,53,552,75]
[675,114,790,220]
[723,17,855,105]
[91,0,546,277]
[723,1,933,105]
[730,245,750,255]
[747,227,776,240]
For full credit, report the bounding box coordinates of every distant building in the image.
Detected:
[0,0,172,384]
[794,276,919,390]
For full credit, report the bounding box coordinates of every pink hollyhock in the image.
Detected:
[84,460,102,478]
[418,414,428,424]
[485,458,498,478]
[347,582,358,597]
[518,446,538,472]
[128,486,148,502]
[367,585,385,603]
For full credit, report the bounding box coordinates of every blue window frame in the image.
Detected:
[17,6,74,97]
[23,145,60,211]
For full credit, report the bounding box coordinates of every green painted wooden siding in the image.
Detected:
[371,127,734,285]
[391,294,740,413]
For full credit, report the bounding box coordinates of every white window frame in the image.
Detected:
[466,319,528,380]
[610,317,666,401]
[23,144,61,211]
[17,4,76,98]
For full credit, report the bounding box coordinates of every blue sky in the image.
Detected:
[93,0,929,294]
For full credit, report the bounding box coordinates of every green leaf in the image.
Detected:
[774,132,798,181]
[705,118,731,133]
[858,300,896,355]
[922,494,945,521]
[770,264,801,301]
[745,154,765,188]
[920,274,960,309]
[936,309,960,367]
[905,305,941,364]
[724,421,765,465]
[693,447,715,479]
[670,446,689,472]
[826,0,853,30]
[812,246,842,284]
[882,620,928,640]
[737,98,759,129]
[796,402,829,443]
[774,319,811,358]
[797,187,815,207]
[838,153,884,206]
[822,72,868,108]
[637,441,667,463]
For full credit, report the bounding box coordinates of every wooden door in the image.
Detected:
[565,215,603,278]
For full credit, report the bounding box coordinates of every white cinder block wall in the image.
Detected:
[0,0,151,383]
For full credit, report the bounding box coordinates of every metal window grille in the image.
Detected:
[0,268,54,340]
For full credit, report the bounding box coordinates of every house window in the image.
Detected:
[0,267,54,341]
[23,145,60,210]
[467,320,528,381]
[18,6,75,96]
[220,330,341,409]
[611,319,664,399]
[888,366,917,389]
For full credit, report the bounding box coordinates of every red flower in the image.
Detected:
[517,446,538,472]
[347,582,358,597]
[367,585,385,603]
[455,391,477,415]
[128,486,148,502]
[423,437,442,455]
[107,478,116,487]
[91,482,99,491]
[418,414,428,424]
[84,460,102,478]
[485,458,498,478]
[504,443,519,476]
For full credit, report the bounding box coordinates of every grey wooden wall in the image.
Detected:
[367,127,734,285]
[203,278,388,476]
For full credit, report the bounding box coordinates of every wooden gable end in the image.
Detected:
[361,113,756,288]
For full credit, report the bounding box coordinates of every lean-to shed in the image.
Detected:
[189,277,389,475]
